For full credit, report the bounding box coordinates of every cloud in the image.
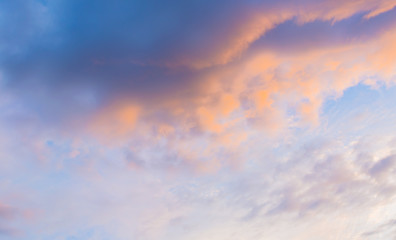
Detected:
[2,2,396,164]
[0,203,20,237]
[0,203,17,220]
[369,155,396,180]
[1,1,396,192]
[362,218,396,238]
[2,1,396,239]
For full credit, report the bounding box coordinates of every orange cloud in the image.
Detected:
[64,5,396,174]
[88,102,140,142]
[161,0,396,69]
[192,26,396,132]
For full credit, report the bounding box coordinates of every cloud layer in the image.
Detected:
[1,0,396,239]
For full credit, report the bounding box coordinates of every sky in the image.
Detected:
[1,0,396,239]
